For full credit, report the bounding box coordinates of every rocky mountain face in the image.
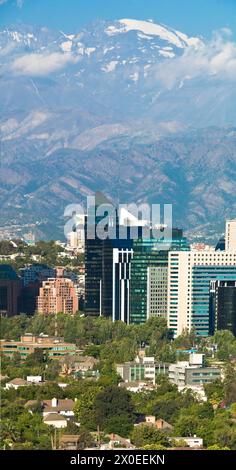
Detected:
[0,19,235,240]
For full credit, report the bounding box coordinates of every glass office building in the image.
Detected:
[130,230,189,324]
[210,280,236,336]
[192,266,236,336]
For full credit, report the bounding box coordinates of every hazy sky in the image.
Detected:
[0,0,236,39]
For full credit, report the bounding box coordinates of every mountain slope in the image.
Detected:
[0,19,235,239]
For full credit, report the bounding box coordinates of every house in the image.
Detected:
[103,434,135,450]
[26,375,42,384]
[59,435,80,450]
[42,398,75,418]
[137,416,173,431]
[5,378,29,390]
[60,355,99,376]
[43,413,68,429]
[170,436,203,448]
[155,418,173,431]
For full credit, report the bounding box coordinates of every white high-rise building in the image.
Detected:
[167,249,236,337]
[225,219,236,251]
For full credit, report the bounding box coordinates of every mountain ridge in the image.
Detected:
[0,19,235,240]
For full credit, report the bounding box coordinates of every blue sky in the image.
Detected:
[0,0,236,39]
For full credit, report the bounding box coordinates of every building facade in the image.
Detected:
[116,357,169,384]
[37,278,78,315]
[168,250,236,337]
[19,264,55,287]
[0,333,76,359]
[225,219,236,251]
[210,280,236,336]
[0,265,22,317]
[147,266,168,319]
[130,230,189,324]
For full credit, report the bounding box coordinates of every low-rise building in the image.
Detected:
[170,436,203,448]
[169,353,221,387]
[42,398,75,418]
[117,356,169,384]
[43,413,68,429]
[5,378,29,390]
[0,333,76,360]
[136,416,173,431]
[59,435,80,450]
[26,375,42,384]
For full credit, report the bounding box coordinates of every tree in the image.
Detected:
[173,415,200,437]
[214,426,236,450]
[78,431,95,449]
[74,384,102,430]
[94,386,135,436]
[63,420,80,435]
[224,363,236,405]
[213,330,236,361]
[25,348,46,366]
[131,424,169,448]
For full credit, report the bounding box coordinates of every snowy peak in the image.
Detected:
[105,18,202,49]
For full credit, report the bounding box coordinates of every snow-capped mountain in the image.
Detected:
[0,19,235,239]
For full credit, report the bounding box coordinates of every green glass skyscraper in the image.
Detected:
[130,229,189,324]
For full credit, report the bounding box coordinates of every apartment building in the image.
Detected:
[37,278,78,315]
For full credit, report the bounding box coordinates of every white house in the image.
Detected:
[5,378,29,390]
[43,413,67,429]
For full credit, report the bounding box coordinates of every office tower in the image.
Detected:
[225,219,236,251]
[37,278,78,315]
[147,266,168,319]
[112,248,133,323]
[19,284,40,316]
[210,280,236,336]
[84,192,134,318]
[215,237,225,251]
[19,264,55,287]
[168,250,236,337]
[130,229,189,325]
[0,265,22,317]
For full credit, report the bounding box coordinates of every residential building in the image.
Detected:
[0,265,22,317]
[168,249,236,337]
[136,416,173,431]
[170,436,203,448]
[0,333,76,359]
[42,398,75,418]
[5,378,29,390]
[59,435,81,450]
[37,278,78,315]
[43,413,67,429]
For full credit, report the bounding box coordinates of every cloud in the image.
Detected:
[152,29,236,89]
[11,52,79,76]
